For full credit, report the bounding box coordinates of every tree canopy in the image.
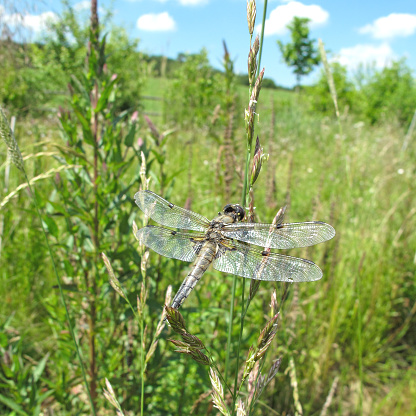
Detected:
[277,17,320,88]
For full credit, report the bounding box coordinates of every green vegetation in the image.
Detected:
[277,17,321,88]
[1,2,416,416]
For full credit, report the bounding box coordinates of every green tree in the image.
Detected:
[360,59,416,125]
[277,17,320,89]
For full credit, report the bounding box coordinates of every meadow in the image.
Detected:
[1,6,416,416]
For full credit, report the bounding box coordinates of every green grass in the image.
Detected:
[1,79,415,415]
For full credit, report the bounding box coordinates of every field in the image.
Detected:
[1,16,416,416]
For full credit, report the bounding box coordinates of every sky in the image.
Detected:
[2,0,416,88]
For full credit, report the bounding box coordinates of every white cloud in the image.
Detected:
[259,1,329,36]
[335,43,394,69]
[74,1,91,11]
[137,12,176,32]
[1,10,58,32]
[359,13,416,39]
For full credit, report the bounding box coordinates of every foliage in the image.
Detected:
[164,49,223,128]
[0,3,145,116]
[359,59,416,125]
[277,17,320,87]
[308,62,358,115]
[0,317,53,415]
[51,31,149,410]
[235,73,280,89]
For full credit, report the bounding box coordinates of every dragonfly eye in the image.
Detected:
[223,204,245,221]
[235,205,245,221]
[223,204,233,214]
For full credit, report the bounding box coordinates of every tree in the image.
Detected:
[360,59,416,125]
[277,17,320,89]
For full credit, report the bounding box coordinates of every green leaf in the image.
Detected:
[95,76,117,113]
[72,106,94,145]
[42,216,59,239]
[124,122,136,147]
[150,149,165,164]
[0,394,26,415]
[32,353,49,383]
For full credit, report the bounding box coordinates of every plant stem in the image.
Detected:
[225,275,237,381]
[257,0,268,78]
[89,92,100,405]
[232,281,246,415]
[25,175,97,416]
[140,318,145,416]
[229,3,268,414]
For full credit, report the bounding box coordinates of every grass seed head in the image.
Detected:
[103,378,124,414]
[318,39,340,119]
[210,368,230,416]
[248,35,259,85]
[245,68,264,146]
[266,358,281,384]
[140,250,149,275]
[180,332,205,349]
[177,347,210,365]
[270,290,278,316]
[249,278,261,301]
[250,135,269,187]
[165,305,187,334]
[132,221,139,240]
[247,0,256,35]
[0,108,24,172]
[102,253,127,301]
[145,340,158,363]
[255,312,279,360]
[247,361,260,407]
[236,398,247,416]
[169,338,190,349]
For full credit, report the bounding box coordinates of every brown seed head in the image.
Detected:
[250,135,269,187]
[245,68,264,146]
[248,36,259,85]
[177,347,210,365]
[165,305,187,334]
[180,332,205,349]
[255,312,279,360]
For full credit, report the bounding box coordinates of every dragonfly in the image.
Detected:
[134,190,335,310]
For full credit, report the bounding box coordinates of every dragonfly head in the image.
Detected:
[223,204,245,222]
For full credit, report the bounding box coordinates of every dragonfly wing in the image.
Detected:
[134,190,210,232]
[213,240,322,282]
[221,221,335,249]
[136,225,205,262]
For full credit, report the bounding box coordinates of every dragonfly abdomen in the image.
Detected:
[171,241,217,309]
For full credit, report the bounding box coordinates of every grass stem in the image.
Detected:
[225,274,237,381]
[257,0,268,78]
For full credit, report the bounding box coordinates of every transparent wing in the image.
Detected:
[134,190,210,232]
[221,221,335,249]
[136,225,205,262]
[213,240,322,282]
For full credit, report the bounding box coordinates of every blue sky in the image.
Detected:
[2,0,416,87]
